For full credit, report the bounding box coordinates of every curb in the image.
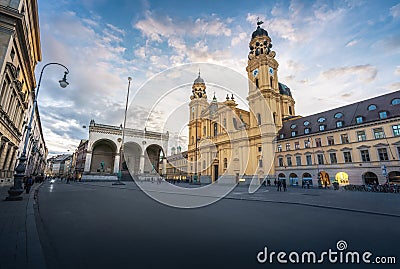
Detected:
[26,183,46,269]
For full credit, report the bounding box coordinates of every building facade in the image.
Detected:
[74,139,88,180]
[165,149,188,181]
[82,120,168,180]
[186,22,295,184]
[0,0,42,183]
[275,91,400,186]
[45,154,72,178]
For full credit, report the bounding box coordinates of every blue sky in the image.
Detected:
[36,0,400,155]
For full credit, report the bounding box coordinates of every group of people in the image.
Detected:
[275,179,287,192]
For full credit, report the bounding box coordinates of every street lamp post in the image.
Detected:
[6,63,69,201]
[113,77,132,185]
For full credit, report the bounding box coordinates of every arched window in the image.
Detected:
[289,106,292,115]
[334,112,343,119]
[367,104,377,111]
[391,98,400,105]
[270,77,273,87]
[233,118,238,129]
[255,79,259,88]
[257,113,261,125]
[213,123,218,136]
[273,113,277,124]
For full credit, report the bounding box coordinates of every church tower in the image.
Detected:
[246,21,295,129]
[188,72,209,179]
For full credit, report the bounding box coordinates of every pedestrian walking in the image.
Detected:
[267,179,271,186]
[274,179,277,186]
[283,180,287,192]
[277,180,282,191]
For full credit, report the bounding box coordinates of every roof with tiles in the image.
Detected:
[278,90,400,140]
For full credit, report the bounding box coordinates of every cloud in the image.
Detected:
[134,11,232,43]
[286,60,305,71]
[38,10,135,154]
[321,64,377,82]
[388,82,400,90]
[390,3,400,19]
[395,66,400,76]
[231,32,247,46]
[345,39,359,47]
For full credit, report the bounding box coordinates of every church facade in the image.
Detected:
[187,22,295,184]
[184,23,400,186]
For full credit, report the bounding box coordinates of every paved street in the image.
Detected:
[34,180,399,269]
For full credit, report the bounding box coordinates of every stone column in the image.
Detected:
[5,146,16,171]
[162,157,167,176]
[83,152,92,173]
[113,155,120,174]
[139,154,145,174]
[0,142,10,170]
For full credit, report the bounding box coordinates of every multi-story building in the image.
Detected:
[275,91,400,186]
[46,154,72,178]
[0,0,42,183]
[74,139,88,180]
[165,148,188,181]
[24,104,47,176]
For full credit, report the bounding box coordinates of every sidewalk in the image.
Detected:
[0,183,46,269]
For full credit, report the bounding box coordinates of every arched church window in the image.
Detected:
[260,48,263,54]
[255,79,259,88]
[257,113,261,125]
[270,77,273,87]
[213,123,218,136]
[233,118,238,129]
[289,106,292,115]
[255,48,260,56]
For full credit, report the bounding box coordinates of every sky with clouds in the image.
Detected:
[36,0,400,155]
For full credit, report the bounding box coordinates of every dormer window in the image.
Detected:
[334,112,343,119]
[336,121,344,128]
[279,134,284,139]
[290,124,297,129]
[356,116,363,124]
[368,104,377,111]
[304,121,310,126]
[379,111,388,119]
[304,128,310,134]
[391,98,400,105]
[291,131,297,137]
[319,124,325,131]
[317,117,326,123]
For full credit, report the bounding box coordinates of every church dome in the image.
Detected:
[251,26,269,39]
[278,82,292,97]
[194,72,204,84]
